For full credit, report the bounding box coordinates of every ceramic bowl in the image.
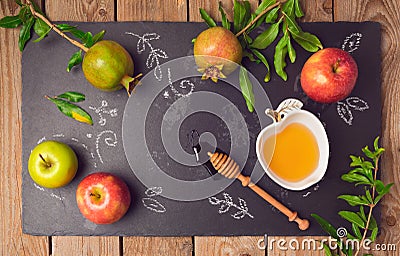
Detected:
[256,99,329,191]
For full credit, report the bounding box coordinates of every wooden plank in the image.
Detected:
[123,237,193,256]
[195,236,264,256]
[335,1,400,255]
[117,0,192,255]
[0,1,49,256]
[45,0,114,21]
[299,0,332,22]
[189,0,258,22]
[52,237,120,256]
[44,0,119,254]
[116,0,187,21]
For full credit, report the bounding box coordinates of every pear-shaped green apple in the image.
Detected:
[28,140,78,188]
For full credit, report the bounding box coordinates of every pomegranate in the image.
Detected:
[82,40,140,94]
[194,27,242,82]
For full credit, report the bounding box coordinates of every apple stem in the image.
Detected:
[39,154,51,168]
[90,193,101,199]
[333,59,341,73]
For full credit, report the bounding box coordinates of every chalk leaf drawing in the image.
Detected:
[337,97,369,125]
[208,192,254,220]
[89,100,118,126]
[142,198,167,213]
[126,32,168,81]
[342,33,362,53]
[95,130,118,164]
[142,186,166,213]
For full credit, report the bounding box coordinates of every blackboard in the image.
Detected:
[22,21,381,236]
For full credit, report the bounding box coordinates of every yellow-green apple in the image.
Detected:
[28,140,78,188]
[300,48,358,103]
[76,172,131,224]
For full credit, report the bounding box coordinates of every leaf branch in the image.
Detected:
[26,0,89,52]
[235,1,285,37]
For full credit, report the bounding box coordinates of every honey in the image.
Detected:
[262,123,319,182]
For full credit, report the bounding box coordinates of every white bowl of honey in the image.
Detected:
[256,99,329,191]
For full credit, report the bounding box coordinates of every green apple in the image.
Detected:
[28,140,78,188]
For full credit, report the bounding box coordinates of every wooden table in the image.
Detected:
[1,0,399,255]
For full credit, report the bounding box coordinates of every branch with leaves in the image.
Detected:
[312,137,393,256]
[0,0,105,71]
[200,0,322,112]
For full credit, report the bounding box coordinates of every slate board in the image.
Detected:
[22,22,381,236]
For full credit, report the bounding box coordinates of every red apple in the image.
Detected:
[76,172,131,224]
[300,48,358,103]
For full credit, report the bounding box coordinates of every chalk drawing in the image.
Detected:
[208,192,254,220]
[302,192,311,198]
[126,32,168,81]
[337,96,369,125]
[95,130,118,164]
[52,133,65,138]
[89,100,118,127]
[37,137,46,144]
[167,68,195,98]
[342,33,362,53]
[142,186,166,213]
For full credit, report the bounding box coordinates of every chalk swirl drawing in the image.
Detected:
[337,97,369,125]
[142,187,166,213]
[208,192,254,220]
[165,68,195,98]
[342,33,362,53]
[126,32,168,81]
[95,130,118,164]
[89,100,118,126]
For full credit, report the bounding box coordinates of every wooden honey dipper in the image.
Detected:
[208,152,310,231]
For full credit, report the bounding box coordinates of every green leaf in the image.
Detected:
[338,211,365,228]
[365,189,373,204]
[350,155,363,167]
[243,50,259,62]
[292,31,323,52]
[358,206,367,222]
[369,214,377,230]
[341,173,371,185]
[287,36,296,63]
[370,227,378,241]
[218,2,231,30]
[284,11,301,34]
[239,66,255,112]
[31,1,45,15]
[70,28,86,40]
[18,17,34,51]
[251,49,270,82]
[265,7,279,23]
[56,24,77,31]
[233,0,250,34]
[373,136,380,151]
[92,30,105,44]
[67,50,83,72]
[46,97,93,125]
[57,92,86,103]
[199,8,217,27]
[311,214,339,239]
[362,146,374,159]
[374,183,394,204]
[16,0,23,6]
[282,0,295,17]
[19,6,31,23]
[32,26,51,43]
[352,223,362,240]
[274,35,288,81]
[250,20,281,49]
[82,32,94,47]
[0,15,22,28]
[338,195,369,206]
[294,0,304,18]
[322,243,333,256]
[33,18,50,39]
[255,0,275,15]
